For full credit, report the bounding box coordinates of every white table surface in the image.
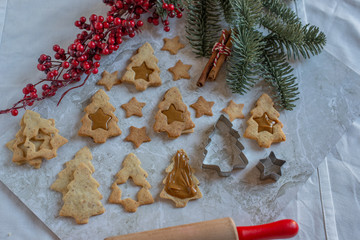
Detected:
[1,0,360,239]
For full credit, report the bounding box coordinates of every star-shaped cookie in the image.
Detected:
[168,60,192,81]
[121,97,146,118]
[222,100,245,122]
[96,70,121,91]
[190,96,214,118]
[161,36,185,55]
[124,126,151,148]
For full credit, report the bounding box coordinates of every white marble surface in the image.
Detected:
[1,0,360,239]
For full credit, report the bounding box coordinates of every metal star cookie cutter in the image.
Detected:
[256,151,286,181]
[202,114,248,177]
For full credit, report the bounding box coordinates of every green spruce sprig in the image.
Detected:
[185,0,222,57]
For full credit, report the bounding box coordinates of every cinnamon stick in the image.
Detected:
[207,36,232,82]
[196,30,231,87]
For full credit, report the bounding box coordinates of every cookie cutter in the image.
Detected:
[201,114,248,177]
[256,151,286,181]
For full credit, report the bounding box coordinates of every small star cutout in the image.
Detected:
[132,62,154,82]
[162,104,184,124]
[125,126,151,148]
[96,70,121,91]
[222,100,245,122]
[254,113,276,134]
[168,60,192,81]
[190,96,214,118]
[256,151,286,181]
[121,97,146,118]
[88,108,112,130]
[161,36,185,55]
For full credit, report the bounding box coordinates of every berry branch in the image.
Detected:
[0,0,184,116]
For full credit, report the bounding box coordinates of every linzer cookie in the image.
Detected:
[108,153,154,212]
[51,147,95,195]
[244,93,286,148]
[160,149,202,208]
[161,36,185,55]
[59,162,105,224]
[121,42,161,91]
[153,87,195,138]
[78,89,121,143]
[6,110,67,168]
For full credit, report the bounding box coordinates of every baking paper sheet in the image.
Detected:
[1,0,360,239]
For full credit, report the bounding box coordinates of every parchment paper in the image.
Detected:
[0,1,359,239]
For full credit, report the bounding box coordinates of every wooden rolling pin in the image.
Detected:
[105,218,299,240]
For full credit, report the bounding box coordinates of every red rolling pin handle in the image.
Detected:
[237,219,299,240]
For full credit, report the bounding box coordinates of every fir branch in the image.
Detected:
[226,26,265,94]
[261,0,300,25]
[185,0,222,57]
[218,0,236,24]
[231,0,263,27]
[262,46,299,110]
[260,2,326,59]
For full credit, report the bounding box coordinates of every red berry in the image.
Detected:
[42,84,49,90]
[94,22,103,30]
[114,17,121,25]
[10,109,18,116]
[80,16,86,23]
[98,16,104,22]
[53,70,58,76]
[162,3,168,9]
[71,59,79,67]
[92,68,99,74]
[128,20,135,28]
[47,72,54,79]
[94,54,101,60]
[152,18,159,25]
[153,12,159,19]
[55,53,61,59]
[129,32,135,38]
[93,35,101,41]
[164,20,169,25]
[168,4,175,11]
[37,64,43,71]
[76,44,84,52]
[176,12,183,18]
[40,54,47,62]
[53,44,60,52]
[115,1,123,9]
[108,37,115,45]
[58,48,65,55]
[147,17,153,23]
[30,92,38,98]
[90,14,97,21]
[74,20,82,27]
[27,100,34,106]
[88,41,96,49]
[103,22,110,28]
[169,11,175,18]
[164,26,170,32]
[22,87,30,94]
[137,20,143,27]
[63,73,70,80]
[102,48,109,55]
[135,7,144,15]
[27,84,34,91]
[94,62,100,68]
[116,38,123,44]
[107,16,114,22]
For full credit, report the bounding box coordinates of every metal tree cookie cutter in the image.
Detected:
[201,114,248,177]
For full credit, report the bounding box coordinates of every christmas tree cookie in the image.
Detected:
[78,89,121,143]
[59,162,105,224]
[6,110,67,168]
[51,147,94,195]
[244,93,286,148]
[160,149,202,208]
[108,153,154,212]
[121,42,161,91]
[153,87,195,138]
